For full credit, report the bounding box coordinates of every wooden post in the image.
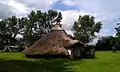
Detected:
[3,46,12,52]
[70,48,74,58]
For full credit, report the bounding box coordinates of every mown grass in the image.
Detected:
[0,51,120,72]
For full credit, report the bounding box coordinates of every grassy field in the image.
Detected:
[0,51,120,72]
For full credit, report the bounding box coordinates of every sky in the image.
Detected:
[0,0,120,37]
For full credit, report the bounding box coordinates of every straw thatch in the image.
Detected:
[23,24,82,56]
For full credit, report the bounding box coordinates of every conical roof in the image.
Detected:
[23,23,83,56]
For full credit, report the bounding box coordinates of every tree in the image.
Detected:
[19,10,59,46]
[72,15,102,43]
[114,18,120,49]
[52,12,62,23]
[95,17,120,51]
[115,18,120,37]
[6,16,20,45]
[0,9,61,49]
[0,20,9,49]
[0,16,20,49]
[96,36,116,50]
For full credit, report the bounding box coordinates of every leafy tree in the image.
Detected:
[115,18,120,37]
[0,16,20,49]
[0,9,60,49]
[6,16,19,45]
[114,18,120,49]
[96,17,120,50]
[72,15,102,43]
[96,36,116,50]
[19,10,59,46]
[0,20,8,49]
[52,12,62,23]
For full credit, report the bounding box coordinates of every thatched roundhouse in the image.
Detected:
[23,23,84,58]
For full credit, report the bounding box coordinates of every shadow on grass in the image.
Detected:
[112,51,120,53]
[0,58,81,72]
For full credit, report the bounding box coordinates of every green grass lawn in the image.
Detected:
[0,51,120,72]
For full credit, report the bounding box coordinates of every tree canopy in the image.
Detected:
[0,9,61,49]
[72,15,102,43]
[96,36,115,50]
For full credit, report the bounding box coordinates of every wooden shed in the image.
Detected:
[70,42,84,59]
[82,45,95,58]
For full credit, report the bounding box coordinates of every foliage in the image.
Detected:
[95,36,120,50]
[115,18,120,37]
[114,18,120,49]
[95,17,120,50]
[72,15,102,43]
[19,10,59,46]
[0,9,60,49]
[0,16,19,49]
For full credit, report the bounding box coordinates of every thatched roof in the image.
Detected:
[23,23,84,55]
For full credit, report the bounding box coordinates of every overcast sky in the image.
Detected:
[0,0,120,37]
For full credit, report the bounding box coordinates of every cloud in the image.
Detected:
[62,0,120,13]
[60,10,98,36]
[0,0,57,18]
[62,0,75,6]
[0,0,119,37]
[0,0,29,18]
[16,0,57,11]
[61,10,79,35]
[51,0,79,11]
[0,2,14,19]
[8,0,29,15]
[58,0,120,36]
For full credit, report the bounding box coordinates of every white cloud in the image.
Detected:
[60,0,120,36]
[9,0,29,15]
[62,0,75,6]
[48,0,58,5]
[61,10,79,30]
[0,0,59,17]
[15,0,56,12]
[0,1,14,19]
[0,0,119,37]
[60,10,99,36]
[0,0,29,17]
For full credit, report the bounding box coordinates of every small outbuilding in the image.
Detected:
[70,42,84,58]
[83,45,95,58]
